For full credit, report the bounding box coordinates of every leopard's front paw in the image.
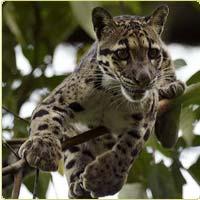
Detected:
[81,151,127,198]
[171,80,186,97]
[18,134,62,171]
[159,80,186,99]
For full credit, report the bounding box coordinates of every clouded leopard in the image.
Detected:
[19,5,185,198]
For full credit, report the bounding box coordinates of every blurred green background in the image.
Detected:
[2,1,200,199]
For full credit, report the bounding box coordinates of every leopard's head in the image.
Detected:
[92,5,169,102]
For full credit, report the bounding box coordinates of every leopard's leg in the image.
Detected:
[18,85,85,171]
[81,94,158,197]
[81,129,146,197]
[64,133,117,198]
[18,101,69,171]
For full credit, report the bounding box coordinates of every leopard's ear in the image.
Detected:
[146,5,169,35]
[92,7,115,40]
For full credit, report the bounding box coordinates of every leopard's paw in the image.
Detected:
[18,134,62,171]
[81,151,127,197]
[159,80,186,99]
[69,180,91,199]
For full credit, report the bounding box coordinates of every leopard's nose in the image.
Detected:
[135,71,151,87]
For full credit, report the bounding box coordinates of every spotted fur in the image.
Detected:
[18,5,185,198]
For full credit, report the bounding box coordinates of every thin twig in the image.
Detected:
[3,139,20,159]
[2,106,30,124]
[5,127,109,148]
[11,169,23,198]
[33,168,40,199]
[6,138,26,146]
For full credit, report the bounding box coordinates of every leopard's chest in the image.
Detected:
[70,92,147,134]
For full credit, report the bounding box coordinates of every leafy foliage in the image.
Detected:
[23,172,51,199]
[189,157,200,185]
[2,1,200,198]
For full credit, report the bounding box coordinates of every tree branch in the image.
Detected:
[3,139,20,159]
[2,166,34,190]
[11,169,23,198]
[2,106,29,124]
[3,159,27,176]
[61,126,109,150]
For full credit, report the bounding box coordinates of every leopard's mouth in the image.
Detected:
[121,85,148,102]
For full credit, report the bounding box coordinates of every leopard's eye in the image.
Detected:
[148,48,160,59]
[116,49,129,60]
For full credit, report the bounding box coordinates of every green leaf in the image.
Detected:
[188,156,200,185]
[171,161,186,195]
[173,59,187,69]
[180,107,196,145]
[23,171,51,198]
[175,137,187,150]
[70,1,101,39]
[146,134,173,157]
[169,83,200,110]
[2,145,10,162]
[121,2,142,14]
[2,11,22,112]
[118,183,147,198]
[13,117,29,138]
[148,162,180,198]
[13,74,68,111]
[76,44,91,64]
[192,135,200,146]
[127,149,153,184]
[3,2,26,45]
[4,2,78,67]
[187,71,200,85]
[194,106,200,120]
